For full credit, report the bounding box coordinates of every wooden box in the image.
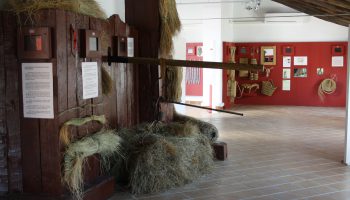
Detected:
[212,141,227,161]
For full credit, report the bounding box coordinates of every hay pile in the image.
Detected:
[63,130,122,200]
[0,0,107,19]
[174,112,219,142]
[110,121,214,194]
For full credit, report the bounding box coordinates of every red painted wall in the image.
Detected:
[186,43,203,96]
[223,42,347,108]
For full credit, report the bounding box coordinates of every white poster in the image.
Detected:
[127,37,134,57]
[294,56,308,66]
[282,80,291,91]
[283,56,291,67]
[332,56,344,67]
[82,62,99,99]
[283,69,291,79]
[22,63,54,119]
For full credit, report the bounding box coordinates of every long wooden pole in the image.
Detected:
[169,101,244,116]
[103,48,264,71]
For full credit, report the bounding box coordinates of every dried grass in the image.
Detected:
[110,121,214,194]
[1,0,107,22]
[63,130,122,200]
[174,112,219,143]
[101,65,113,96]
[159,0,181,57]
[164,66,183,102]
[59,115,106,146]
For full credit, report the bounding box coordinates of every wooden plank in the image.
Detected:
[0,12,8,194]
[3,11,23,193]
[129,27,140,125]
[32,10,63,195]
[56,9,68,113]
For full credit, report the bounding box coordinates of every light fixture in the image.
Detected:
[245,0,261,11]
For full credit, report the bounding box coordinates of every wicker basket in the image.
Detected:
[261,80,277,96]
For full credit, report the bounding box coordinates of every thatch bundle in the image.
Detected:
[59,115,106,146]
[159,0,181,57]
[110,121,214,194]
[101,65,113,96]
[164,66,183,102]
[63,130,122,200]
[0,0,107,20]
[174,112,219,142]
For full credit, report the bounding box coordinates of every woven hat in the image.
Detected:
[318,78,336,102]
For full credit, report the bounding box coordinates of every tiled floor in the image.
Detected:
[109,105,350,200]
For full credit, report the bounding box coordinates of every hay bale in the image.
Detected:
[174,113,219,142]
[1,0,107,20]
[63,130,122,200]
[110,122,214,194]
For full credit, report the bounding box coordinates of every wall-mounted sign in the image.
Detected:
[82,62,99,99]
[294,56,308,66]
[283,56,291,68]
[127,37,134,57]
[332,56,344,67]
[22,63,54,119]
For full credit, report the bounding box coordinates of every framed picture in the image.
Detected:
[261,46,276,65]
[187,47,195,56]
[282,46,294,55]
[294,56,308,66]
[317,68,324,75]
[332,45,344,56]
[239,47,248,55]
[294,68,307,78]
[196,46,203,57]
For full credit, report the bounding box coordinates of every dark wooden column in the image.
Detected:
[125,0,160,122]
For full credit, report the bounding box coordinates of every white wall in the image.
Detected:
[96,0,125,21]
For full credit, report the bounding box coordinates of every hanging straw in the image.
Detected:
[318,78,337,102]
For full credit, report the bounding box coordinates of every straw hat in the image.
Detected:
[318,78,336,102]
[321,79,336,94]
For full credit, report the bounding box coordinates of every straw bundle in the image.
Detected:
[159,0,181,57]
[164,66,183,101]
[63,130,122,200]
[1,0,107,20]
[174,112,219,142]
[318,78,337,102]
[59,115,106,146]
[101,65,113,96]
[110,121,214,194]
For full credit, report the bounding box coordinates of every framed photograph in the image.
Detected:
[294,68,307,78]
[294,56,308,66]
[317,68,324,75]
[282,46,294,55]
[196,46,203,57]
[282,80,291,91]
[261,46,276,65]
[332,45,344,56]
[283,69,291,79]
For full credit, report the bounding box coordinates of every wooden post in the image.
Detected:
[345,24,350,165]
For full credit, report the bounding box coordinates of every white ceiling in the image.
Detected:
[176,0,298,14]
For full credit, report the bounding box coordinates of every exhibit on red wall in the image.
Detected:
[223,42,347,108]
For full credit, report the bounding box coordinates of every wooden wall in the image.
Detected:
[0,10,139,197]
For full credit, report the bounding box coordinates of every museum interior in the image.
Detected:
[1,0,350,200]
